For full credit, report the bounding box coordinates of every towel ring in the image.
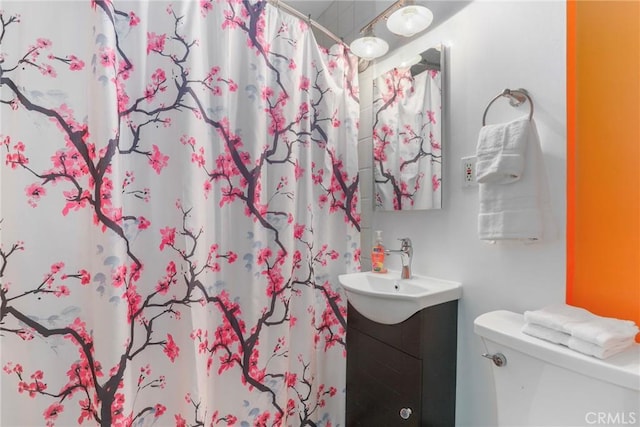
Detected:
[482,88,534,126]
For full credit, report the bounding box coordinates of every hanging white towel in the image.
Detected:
[477,117,554,240]
[476,116,530,184]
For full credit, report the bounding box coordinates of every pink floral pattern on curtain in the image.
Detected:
[0,1,360,426]
[373,67,442,210]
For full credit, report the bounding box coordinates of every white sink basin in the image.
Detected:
[338,271,462,324]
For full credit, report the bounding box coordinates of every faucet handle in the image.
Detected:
[398,237,412,248]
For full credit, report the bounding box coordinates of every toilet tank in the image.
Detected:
[474,310,640,427]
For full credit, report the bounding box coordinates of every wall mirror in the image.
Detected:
[373,44,443,211]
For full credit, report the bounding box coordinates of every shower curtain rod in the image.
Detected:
[268,0,347,47]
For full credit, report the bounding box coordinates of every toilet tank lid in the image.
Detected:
[474,310,640,392]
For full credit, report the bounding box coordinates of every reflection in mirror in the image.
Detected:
[373,45,443,211]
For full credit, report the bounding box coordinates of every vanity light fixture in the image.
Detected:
[398,54,423,68]
[349,1,434,60]
[349,32,389,61]
[386,4,433,37]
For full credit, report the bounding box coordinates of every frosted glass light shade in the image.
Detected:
[399,54,422,68]
[386,5,433,37]
[349,36,389,60]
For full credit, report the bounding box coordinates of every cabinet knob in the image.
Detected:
[399,407,413,420]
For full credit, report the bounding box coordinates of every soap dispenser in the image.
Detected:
[371,230,387,273]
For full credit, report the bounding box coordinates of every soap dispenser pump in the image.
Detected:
[371,230,387,273]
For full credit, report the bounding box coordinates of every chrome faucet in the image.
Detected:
[385,238,413,279]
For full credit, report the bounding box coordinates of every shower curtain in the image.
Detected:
[373,67,441,210]
[0,1,360,426]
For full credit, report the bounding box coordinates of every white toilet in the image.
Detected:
[474,310,640,426]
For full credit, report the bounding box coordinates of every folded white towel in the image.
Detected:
[477,118,555,241]
[524,304,594,332]
[522,304,639,360]
[522,323,571,346]
[522,322,636,359]
[568,336,635,360]
[476,117,530,184]
[565,316,639,348]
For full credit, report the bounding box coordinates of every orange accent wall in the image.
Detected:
[567,1,640,338]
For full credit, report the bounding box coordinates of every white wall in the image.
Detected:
[357,2,567,425]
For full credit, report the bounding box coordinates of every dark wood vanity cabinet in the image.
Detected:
[346,301,458,427]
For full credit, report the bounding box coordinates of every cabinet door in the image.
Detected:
[347,327,421,427]
[347,304,421,357]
